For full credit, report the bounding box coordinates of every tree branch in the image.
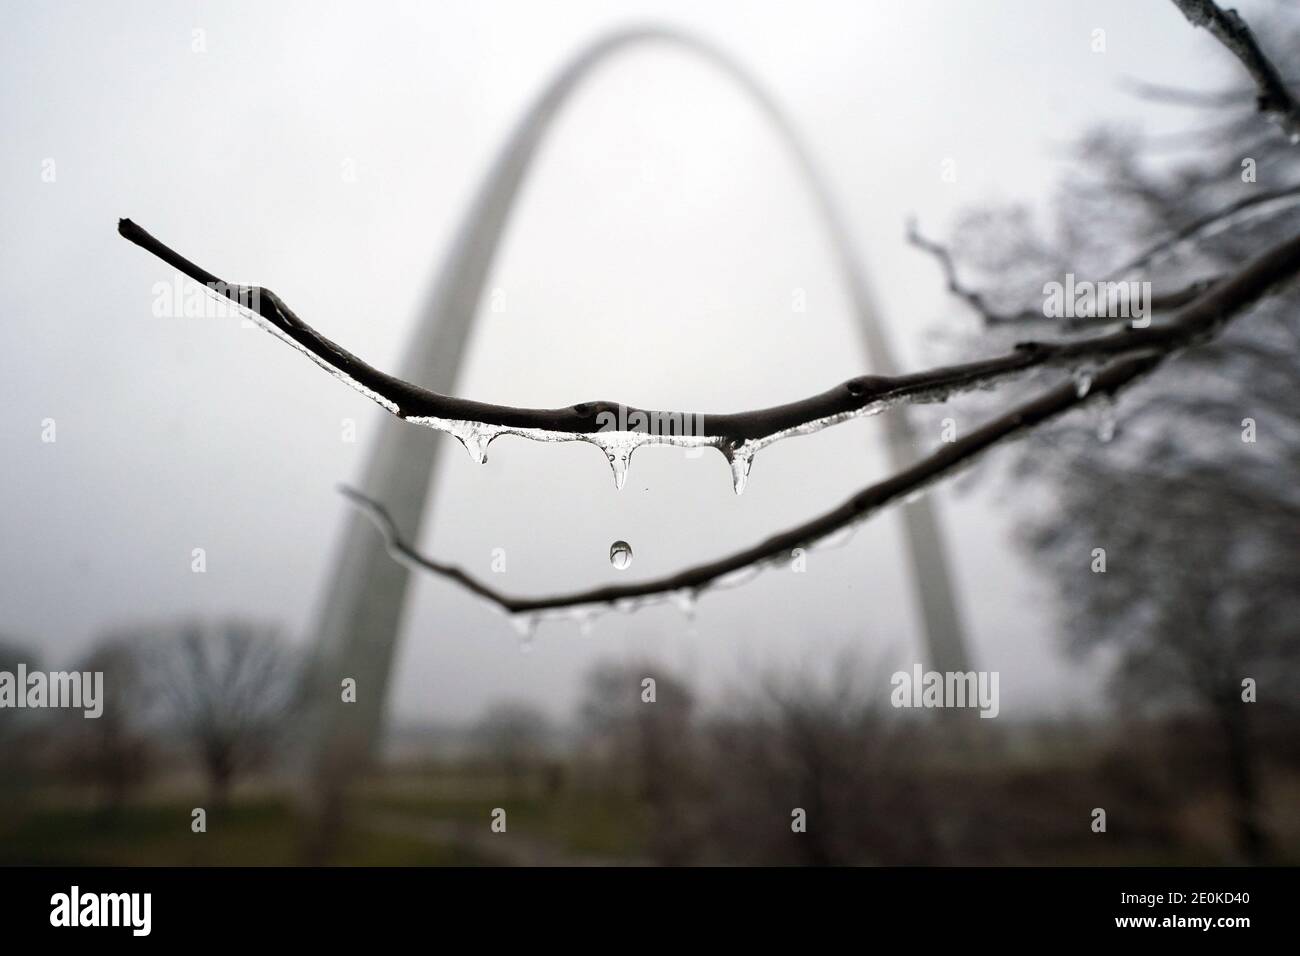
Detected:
[1169,0,1300,140]
[904,219,1043,325]
[1105,181,1300,279]
[907,220,1225,328]
[119,217,1230,492]
[342,230,1300,619]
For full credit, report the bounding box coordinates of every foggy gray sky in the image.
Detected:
[0,1,1252,724]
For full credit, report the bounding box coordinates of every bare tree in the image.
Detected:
[0,637,41,802]
[700,653,935,865]
[52,636,155,813]
[911,3,1300,864]
[577,660,698,864]
[471,701,553,795]
[140,620,302,806]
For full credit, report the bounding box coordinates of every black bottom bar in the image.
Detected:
[0,865,1284,941]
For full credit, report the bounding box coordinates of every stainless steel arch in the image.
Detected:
[303,25,971,795]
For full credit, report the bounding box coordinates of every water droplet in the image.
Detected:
[670,588,697,619]
[1095,397,1117,443]
[609,540,633,570]
[1072,368,1093,399]
[510,613,537,645]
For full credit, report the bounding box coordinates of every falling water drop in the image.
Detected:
[609,540,633,570]
[1072,368,1093,399]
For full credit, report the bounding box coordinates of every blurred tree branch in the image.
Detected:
[907,179,1300,329]
[1170,0,1300,140]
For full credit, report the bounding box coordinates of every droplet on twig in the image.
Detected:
[1095,397,1118,443]
[722,443,754,495]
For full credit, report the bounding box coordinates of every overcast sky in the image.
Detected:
[0,0,1258,725]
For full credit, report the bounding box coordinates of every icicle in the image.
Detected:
[607,449,631,489]
[722,442,754,496]
[449,422,497,464]
[588,434,639,490]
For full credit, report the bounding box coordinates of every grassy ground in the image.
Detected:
[355,773,650,862]
[0,796,488,866]
[2,759,1295,865]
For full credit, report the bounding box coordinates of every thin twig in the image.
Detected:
[904,219,1042,325]
[1104,181,1300,279]
[907,220,1224,328]
[1117,76,1282,108]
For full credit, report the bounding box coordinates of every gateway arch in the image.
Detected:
[303,26,971,795]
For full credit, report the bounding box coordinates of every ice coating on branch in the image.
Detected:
[228,285,1074,497]
[394,386,933,496]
